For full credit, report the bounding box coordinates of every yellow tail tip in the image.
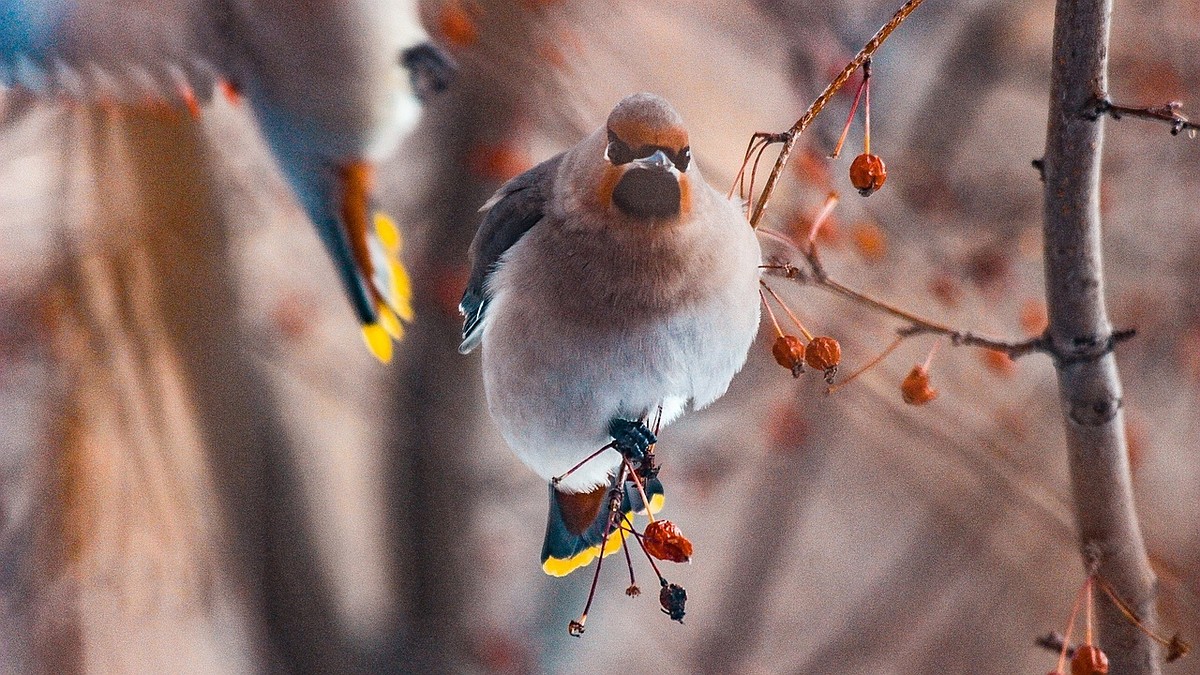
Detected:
[374,212,402,254]
[541,515,632,577]
[378,306,405,340]
[361,323,394,363]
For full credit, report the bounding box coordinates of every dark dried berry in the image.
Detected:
[659,582,687,623]
[567,620,585,637]
[849,153,887,196]
[625,584,641,597]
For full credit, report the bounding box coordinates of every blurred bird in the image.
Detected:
[0,0,455,362]
[460,93,762,576]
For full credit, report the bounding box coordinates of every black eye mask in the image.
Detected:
[606,129,691,172]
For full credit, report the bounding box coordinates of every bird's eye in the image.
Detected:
[606,137,635,165]
[672,146,691,172]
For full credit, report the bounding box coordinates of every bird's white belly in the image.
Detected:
[482,277,758,492]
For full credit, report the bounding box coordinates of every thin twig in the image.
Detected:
[761,224,1047,358]
[826,335,904,394]
[1095,98,1198,136]
[748,0,927,228]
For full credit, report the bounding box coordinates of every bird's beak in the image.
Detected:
[631,149,675,173]
[401,42,457,101]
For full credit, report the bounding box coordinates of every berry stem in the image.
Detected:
[826,335,903,394]
[760,290,787,339]
[575,467,627,632]
[1085,576,1096,646]
[623,456,656,524]
[620,526,637,589]
[1057,576,1093,673]
[830,64,869,159]
[761,281,815,341]
[862,61,872,156]
[1095,574,1183,649]
[806,192,841,245]
[921,339,942,372]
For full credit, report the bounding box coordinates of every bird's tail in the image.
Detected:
[541,474,664,577]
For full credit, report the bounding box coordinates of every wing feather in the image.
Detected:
[458,153,562,354]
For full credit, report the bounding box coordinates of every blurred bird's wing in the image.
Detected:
[3,0,452,364]
[0,0,220,107]
[459,153,563,354]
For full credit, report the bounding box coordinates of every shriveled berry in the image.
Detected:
[900,365,937,405]
[772,335,806,377]
[659,582,687,623]
[567,619,585,637]
[805,336,841,382]
[643,520,693,563]
[1071,645,1109,675]
[981,349,1015,376]
[849,153,887,196]
[625,584,641,597]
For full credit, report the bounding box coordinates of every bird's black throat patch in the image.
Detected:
[613,168,681,219]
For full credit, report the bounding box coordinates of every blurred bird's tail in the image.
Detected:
[541,474,664,577]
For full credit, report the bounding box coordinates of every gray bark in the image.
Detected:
[1042,0,1160,671]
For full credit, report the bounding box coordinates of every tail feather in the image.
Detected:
[541,474,664,577]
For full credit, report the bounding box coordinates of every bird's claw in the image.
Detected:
[609,418,656,463]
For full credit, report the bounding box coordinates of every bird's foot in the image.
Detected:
[609,418,657,463]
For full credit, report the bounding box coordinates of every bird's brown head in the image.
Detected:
[600,93,692,220]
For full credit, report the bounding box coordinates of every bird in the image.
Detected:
[459,93,762,576]
[0,0,455,362]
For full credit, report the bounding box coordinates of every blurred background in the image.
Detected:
[1,0,1198,672]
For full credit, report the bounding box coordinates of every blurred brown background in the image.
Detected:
[0,0,1197,672]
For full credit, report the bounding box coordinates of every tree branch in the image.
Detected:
[1094,98,1198,136]
[1042,0,1161,671]
[746,0,927,229]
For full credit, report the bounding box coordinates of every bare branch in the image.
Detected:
[1095,98,1199,136]
[747,0,928,229]
[1042,0,1162,671]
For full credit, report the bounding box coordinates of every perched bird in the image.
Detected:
[0,0,455,362]
[460,93,762,576]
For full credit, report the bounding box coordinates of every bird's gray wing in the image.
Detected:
[458,153,563,354]
[0,0,221,105]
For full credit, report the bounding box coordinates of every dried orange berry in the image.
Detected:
[982,349,1015,376]
[643,520,693,563]
[900,366,937,405]
[851,222,887,262]
[849,153,887,196]
[438,2,479,49]
[772,335,806,377]
[659,582,687,623]
[805,336,842,373]
[625,584,641,597]
[1071,645,1109,675]
[1020,298,1049,335]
